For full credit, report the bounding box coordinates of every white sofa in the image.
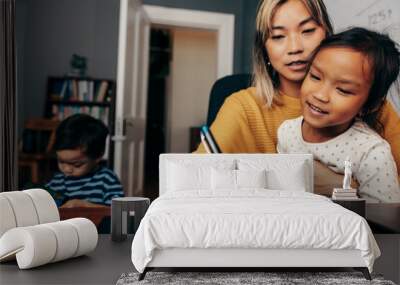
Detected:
[0,189,98,269]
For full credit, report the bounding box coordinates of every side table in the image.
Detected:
[111,197,150,241]
[332,199,366,217]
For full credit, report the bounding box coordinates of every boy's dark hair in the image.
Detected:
[310,27,400,133]
[54,114,109,160]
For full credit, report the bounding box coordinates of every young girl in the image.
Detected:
[277,27,400,203]
[195,0,400,182]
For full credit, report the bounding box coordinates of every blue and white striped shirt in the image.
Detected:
[46,166,124,205]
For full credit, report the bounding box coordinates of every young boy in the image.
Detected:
[46,114,124,206]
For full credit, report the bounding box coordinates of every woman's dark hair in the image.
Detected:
[54,114,109,159]
[310,27,400,133]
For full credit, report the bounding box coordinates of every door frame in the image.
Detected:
[143,5,235,154]
[114,4,234,192]
[143,5,235,78]
[114,0,150,195]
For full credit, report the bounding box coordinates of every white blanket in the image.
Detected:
[131,190,380,273]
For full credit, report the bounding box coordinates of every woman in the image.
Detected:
[196,0,400,178]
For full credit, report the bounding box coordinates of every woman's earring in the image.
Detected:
[267,61,271,66]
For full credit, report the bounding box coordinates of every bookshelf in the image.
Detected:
[45,76,116,164]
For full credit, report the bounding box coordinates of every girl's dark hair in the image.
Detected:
[311,27,400,133]
[54,114,109,160]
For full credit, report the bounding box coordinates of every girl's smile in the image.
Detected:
[305,101,329,116]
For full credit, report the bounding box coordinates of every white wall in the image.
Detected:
[167,28,217,153]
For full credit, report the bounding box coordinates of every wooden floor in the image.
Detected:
[0,235,134,285]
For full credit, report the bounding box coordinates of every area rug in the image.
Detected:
[116,271,395,285]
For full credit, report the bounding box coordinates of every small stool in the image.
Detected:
[111,197,150,242]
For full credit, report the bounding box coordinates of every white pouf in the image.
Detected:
[0,189,98,269]
[0,218,98,269]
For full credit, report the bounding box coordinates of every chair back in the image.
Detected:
[206,73,252,126]
[21,118,59,154]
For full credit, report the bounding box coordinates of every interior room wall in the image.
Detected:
[241,0,259,73]
[16,0,260,136]
[167,28,217,153]
[16,0,120,134]
[143,0,260,75]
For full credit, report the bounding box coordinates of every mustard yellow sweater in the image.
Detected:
[196,87,400,174]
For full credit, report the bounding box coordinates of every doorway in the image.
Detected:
[114,4,234,197]
[143,28,171,200]
[143,26,218,200]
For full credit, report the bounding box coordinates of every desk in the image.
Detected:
[0,235,134,285]
[59,206,111,227]
[366,203,400,284]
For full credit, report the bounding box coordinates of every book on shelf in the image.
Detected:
[91,106,100,119]
[48,78,112,103]
[60,81,68,100]
[49,80,64,101]
[96,81,109,102]
[78,80,88,101]
[70,80,79,101]
[54,105,107,121]
[47,76,114,133]
[88,81,94,101]
[65,80,72,101]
